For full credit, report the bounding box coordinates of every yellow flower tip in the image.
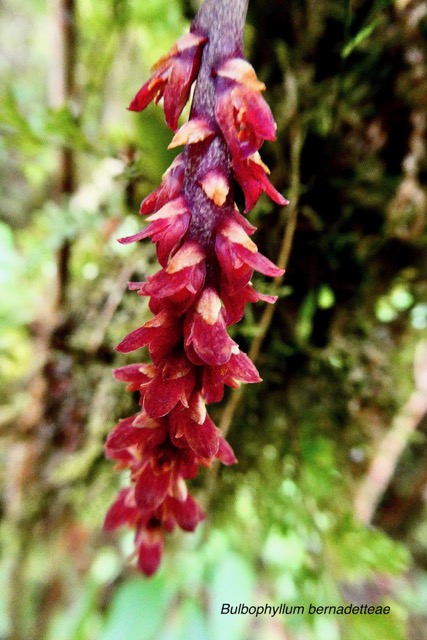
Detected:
[166,242,205,273]
[200,170,230,206]
[189,393,207,425]
[196,288,222,325]
[168,118,215,149]
[221,220,257,253]
[217,58,266,92]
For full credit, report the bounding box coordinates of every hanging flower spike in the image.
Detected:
[105,0,287,576]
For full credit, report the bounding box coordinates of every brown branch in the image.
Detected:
[8,529,32,640]
[8,3,78,638]
[354,4,427,526]
[219,120,303,439]
[203,119,304,507]
[355,340,427,525]
[88,263,136,354]
[50,0,77,309]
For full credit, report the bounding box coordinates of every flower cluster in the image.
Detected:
[105,8,287,575]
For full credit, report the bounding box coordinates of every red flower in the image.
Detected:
[184,288,238,366]
[118,196,191,267]
[137,241,206,315]
[202,351,261,402]
[214,58,276,160]
[215,218,284,299]
[141,352,196,418]
[105,0,287,576]
[103,406,234,574]
[233,153,289,212]
[116,310,181,363]
[129,33,207,131]
[140,155,185,215]
[221,283,278,325]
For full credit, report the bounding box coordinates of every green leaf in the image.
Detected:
[342,18,381,58]
[46,581,99,640]
[100,575,172,640]
[345,606,406,640]
[296,291,316,343]
[208,552,256,640]
[161,600,208,640]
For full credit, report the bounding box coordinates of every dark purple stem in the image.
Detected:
[183,0,249,272]
[191,0,248,115]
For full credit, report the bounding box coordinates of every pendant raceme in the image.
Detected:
[104,0,288,576]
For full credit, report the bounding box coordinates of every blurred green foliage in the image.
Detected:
[1,0,427,639]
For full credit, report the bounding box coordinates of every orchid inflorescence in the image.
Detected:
[104,0,287,576]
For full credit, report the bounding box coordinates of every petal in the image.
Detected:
[115,326,154,353]
[162,352,194,380]
[181,411,220,459]
[195,287,222,324]
[115,315,181,356]
[128,75,168,112]
[137,537,164,576]
[202,366,227,403]
[143,375,185,418]
[128,33,206,129]
[140,156,185,215]
[152,276,204,316]
[168,118,215,149]
[134,464,171,511]
[220,288,249,325]
[231,207,257,235]
[113,363,147,382]
[183,340,206,366]
[170,494,205,531]
[163,42,206,131]
[103,488,138,531]
[216,58,266,92]
[221,283,277,325]
[166,241,205,274]
[163,59,196,131]
[162,352,193,380]
[117,228,151,245]
[174,32,208,55]
[113,364,151,390]
[105,416,142,453]
[145,195,189,221]
[200,351,261,402]
[199,169,230,206]
[155,212,190,267]
[143,366,195,418]
[233,156,289,212]
[120,197,191,264]
[202,382,225,403]
[216,436,238,466]
[233,243,284,277]
[185,301,237,366]
[188,391,207,424]
[185,261,206,295]
[215,82,277,160]
[170,476,188,502]
[228,351,261,383]
[234,86,277,142]
[215,233,253,294]
[220,218,257,252]
[138,246,206,304]
[214,89,243,158]
[140,268,193,298]
[255,290,278,304]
